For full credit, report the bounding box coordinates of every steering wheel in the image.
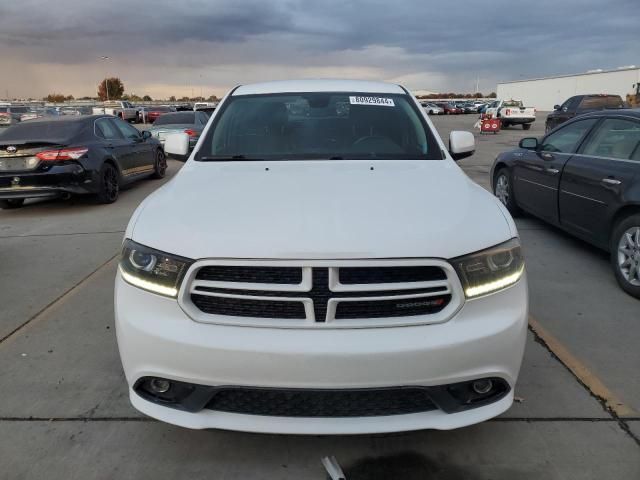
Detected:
[352,135,388,147]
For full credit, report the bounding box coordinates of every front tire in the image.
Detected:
[96,163,119,204]
[522,123,532,130]
[151,150,167,179]
[0,198,25,209]
[610,214,640,299]
[493,168,521,216]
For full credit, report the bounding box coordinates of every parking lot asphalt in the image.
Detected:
[1,114,638,479]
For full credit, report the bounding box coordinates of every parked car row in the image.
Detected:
[420,100,494,115]
[1,102,198,128]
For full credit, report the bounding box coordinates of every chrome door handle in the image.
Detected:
[545,168,559,174]
[602,178,621,185]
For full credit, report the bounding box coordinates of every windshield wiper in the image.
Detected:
[198,155,265,161]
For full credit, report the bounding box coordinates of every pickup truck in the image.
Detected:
[545,94,624,133]
[485,100,536,130]
[92,101,138,122]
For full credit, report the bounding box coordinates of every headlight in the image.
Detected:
[119,239,193,297]
[451,238,524,299]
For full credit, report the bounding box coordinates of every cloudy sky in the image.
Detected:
[0,0,637,99]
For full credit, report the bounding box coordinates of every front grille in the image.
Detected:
[186,262,456,325]
[196,265,302,284]
[205,387,438,417]
[191,294,306,319]
[339,266,446,284]
[335,294,451,319]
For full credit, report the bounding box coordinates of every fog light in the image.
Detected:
[472,379,493,395]
[149,378,171,393]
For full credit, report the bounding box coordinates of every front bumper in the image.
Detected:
[115,271,528,433]
[501,118,535,125]
[0,163,94,199]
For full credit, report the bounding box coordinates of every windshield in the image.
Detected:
[197,92,441,160]
[503,100,523,107]
[10,106,29,113]
[153,112,195,125]
[580,96,623,109]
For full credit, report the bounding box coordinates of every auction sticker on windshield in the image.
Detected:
[349,96,395,107]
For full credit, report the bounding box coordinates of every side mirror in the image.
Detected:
[141,130,152,140]
[449,131,475,161]
[164,132,190,158]
[553,104,560,111]
[519,137,538,150]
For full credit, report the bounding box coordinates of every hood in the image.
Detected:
[131,160,513,260]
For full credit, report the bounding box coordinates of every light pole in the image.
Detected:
[100,56,111,101]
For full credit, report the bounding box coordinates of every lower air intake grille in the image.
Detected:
[205,387,438,417]
[191,294,305,319]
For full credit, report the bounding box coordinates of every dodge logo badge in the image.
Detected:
[6,146,17,154]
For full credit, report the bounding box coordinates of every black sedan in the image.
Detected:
[491,110,640,298]
[0,115,166,208]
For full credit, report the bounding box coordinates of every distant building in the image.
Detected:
[497,66,640,110]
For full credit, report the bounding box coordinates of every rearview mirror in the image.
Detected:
[448,131,475,161]
[164,132,190,159]
[553,104,560,110]
[141,130,151,140]
[519,137,538,150]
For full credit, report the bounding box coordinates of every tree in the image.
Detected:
[179,96,190,102]
[97,77,125,101]
[206,95,218,102]
[45,93,66,103]
[488,92,497,98]
[169,96,176,102]
[142,95,152,101]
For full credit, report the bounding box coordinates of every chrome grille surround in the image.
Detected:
[178,259,464,329]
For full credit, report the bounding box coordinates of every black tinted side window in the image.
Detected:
[95,119,122,140]
[540,119,598,153]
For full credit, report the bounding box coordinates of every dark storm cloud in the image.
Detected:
[0,0,638,96]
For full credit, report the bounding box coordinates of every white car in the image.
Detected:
[115,79,528,434]
[421,102,444,115]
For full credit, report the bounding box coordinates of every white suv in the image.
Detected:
[115,79,527,434]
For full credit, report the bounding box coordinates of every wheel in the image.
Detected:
[0,198,25,209]
[428,110,434,115]
[545,123,552,134]
[493,168,521,216]
[522,123,532,130]
[501,121,509,129]
[610,214,640,299]
[151,149,167,179]
[96,163,119,204]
